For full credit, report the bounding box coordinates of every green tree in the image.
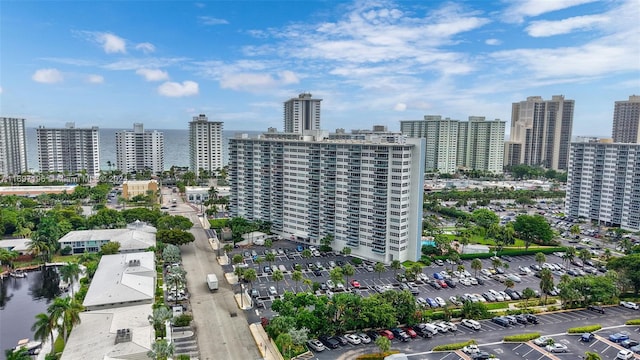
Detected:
[0,248,19,269]
[5,348,30,360]
[148,306,172,339]
[491,258,503,270]
[162,244,181,264]
[48,296,84,344]
[156,215,193,231]
[319,234,334,253]
[276,332,294,358]
[471,258,482,278]
[504,279,515,291]
[273,270,284,293]
[471,208,500,233]
[584,352,602,360]
[539,268,555,305]
[100,241,120,255]
[166,267,186,305]
[329,266,344,286]
[301,249,312,265]
[513,214,554,250]
[343,264,355,287]
[342,246,352,256]
[563,247,576,265]
[390,260,402,276]
[461,301,489,320]
[265,239,273,251]
[375,335,391,355]
[569,224,581,237]
[521,287,536,310]
[535,252,546,267]
[31,312,56,355]
[374,262,385,280]
[59,262,82,297]
[578,249,591,268]
[244,268,258,291]
[265,252,276,268]
[156,229,195,246]
[147,339,175,360]
[292,270,303,293]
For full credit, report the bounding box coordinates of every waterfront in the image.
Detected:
[0,268,62,359]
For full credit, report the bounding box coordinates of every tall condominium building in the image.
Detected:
[37,123,100,176]
[612,95,640,143]
[457,117,506,174]
[505,95,574,171]
[400,115,459,174]
[189,114,223,176]
[0,117,28,176]
[566,142,640,231]
[229,129,425,263]
[115,123,164,174]
[283,93,322,134]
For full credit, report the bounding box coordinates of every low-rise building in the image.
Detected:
[58,223,156,254]
[0,238,31,255]
[122,179,159,201]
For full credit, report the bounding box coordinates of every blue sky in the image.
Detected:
[1,0,638,136]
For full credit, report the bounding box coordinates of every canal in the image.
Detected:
[0,267,62,359]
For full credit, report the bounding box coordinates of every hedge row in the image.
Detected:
[356,351,400,360]
[432,340,476,351]
[626,319,640,325]
[430,247,566,262]
[567,325,602,333]
[503,333,541,342]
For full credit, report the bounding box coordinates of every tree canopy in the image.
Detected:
[512,214,555,250]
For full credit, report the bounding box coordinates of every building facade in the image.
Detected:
[456,117,505,174]
[189,114,223,176]
[0,117,28,176]
[505,95,574,171]
[612,95,640,143]
[283,93,322,134]
[36,123,100,176]
[122,179,159,201]
[229,130,425,263]
[400,116,459,174]
[565,142,640,231]
[115,123,164,174]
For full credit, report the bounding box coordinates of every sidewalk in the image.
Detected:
[249,323,284,360]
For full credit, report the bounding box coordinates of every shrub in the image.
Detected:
[351,257,363,265]
[356,351,400,360]
[173,314,193,327]
[503,333,540,342]
[567,325,601,333]
[60,246,72,256]
[432,340,476,351]
[626,319,640,325]
[176,355,191,360]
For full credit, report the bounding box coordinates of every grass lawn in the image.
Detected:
[443,234,527,248]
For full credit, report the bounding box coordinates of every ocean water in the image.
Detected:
[25,128,262,172]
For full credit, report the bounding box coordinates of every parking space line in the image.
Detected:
[524,341,562,360]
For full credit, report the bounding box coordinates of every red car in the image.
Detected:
[404,328,417,338]
[350,280,361,288]
[437,280,448,288]
[379,330,394,340]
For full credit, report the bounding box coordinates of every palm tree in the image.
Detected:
[0,248,19,269]
[148,306,172,339]
[584,351,602,360]
[375,336,391,355]
[59,262,81,296]
[265,252,276,268]
[491,258,502,270]
[302,278,313,292]
[569,224,581,238]
[504,279,515,291]
[535,252,546,267]
[272,270,284,293]
[301,249,312,265]
[329,266,344,286]
[374,262,385,280]
[343,264,355,286]
[27,237,51,263]
[166,267,186,305]
[471,258,482,278]
[31,312,55,354]
[563,247,576,265]
[539,268,554,305]
[147,339,175,360]
[578,249,591,268]
[521,287,536,310]
[244,268,258,291]
[390,260,402,276]
[448,252,460,272]
[292,270,303,293]
[5,348,30,360]
[222,243,233,259]
[48,296,83,344]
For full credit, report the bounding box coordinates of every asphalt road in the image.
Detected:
[171,190,261,360]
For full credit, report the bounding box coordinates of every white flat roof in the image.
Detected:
[60,304,153,360]
[83,252,156,309]
[0,238,32,252]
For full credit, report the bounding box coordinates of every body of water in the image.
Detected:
[0,267,62,359]
[25,128,263,173]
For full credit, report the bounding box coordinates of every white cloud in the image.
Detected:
[103,57,187,70]
[135,42,156,53]
[485,38,502,46]
[394,103,407,111]
[220,71,299,91]
[157,81,199,97]
[136,68,170,81]
[526,14,609,37]
[96,32,127,53]
[199,16,229,25]
[87,74,104,84]
[502,0,598,23]
[32,68,63,83]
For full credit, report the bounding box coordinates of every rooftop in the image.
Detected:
[0,238,32,253]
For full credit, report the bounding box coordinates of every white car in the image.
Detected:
[481,269,492,277]
[507,274,522,283]
[357,333,371,344]
[461,319,481,330]
[489,289,504,302]
[616,349,634,359]
[533,336,553,346]
[462,344,480,354]
[344,334,362,345]
[435,297,447,307]
[499,291,512,301]
[518,266,532,275]
[621,301,639,309]
[268,286,278,296]
[546,343,568,353]
[307,339,325,352]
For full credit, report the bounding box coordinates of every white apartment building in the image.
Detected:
[457,117,506,174]
[36,122,100,176]
[0,117,28,176]
[505,95,574,171]
[229,130,425,263]
[115,123,164,174]
[284,93,322,134]
[612,95,640,143]
[400,116,458,174]
[565,142,640,231]
[189,114,223,176]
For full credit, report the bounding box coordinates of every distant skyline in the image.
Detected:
[1,0,638,136]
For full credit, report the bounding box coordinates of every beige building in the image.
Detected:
[122,180,159,201]
[612,95,640,143]
[401,116,459,174]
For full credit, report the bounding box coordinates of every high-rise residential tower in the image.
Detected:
[283,93,322,134]
[566,141,640,231]
[612,95,640,143]
[115,123,164,174]
[457,117,506,174]
[0,117,28,176]
[505,95,574,171]
[400,115,459,174]
[189,114,223,177]
[36,122,100,176]
[229,129,425,263]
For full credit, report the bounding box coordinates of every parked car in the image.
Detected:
[318,335,339,349]
[357,333,372,344]
[471,352,491,360]
[268,286,278,296]
[621,301,639,310]
[526,314,539,324]
[426,298,439,308]
[333,335,348,346]
[462,344,480,354]
[546,343,568,353]
[507,274,522,283]
[366,330,380,341]
[306,339,326,352]
[580,333,595,342]
[412,324,434,338]
[390,328,410,342]
[533,336,553,346]
[616,349,634,359]
[379,329,394,340]
[461,319,481,330]
[350,279,361,288]
[588,305,606,313]
[610,333,631,343]
[404,328,417,338]
[621,339,640,349]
